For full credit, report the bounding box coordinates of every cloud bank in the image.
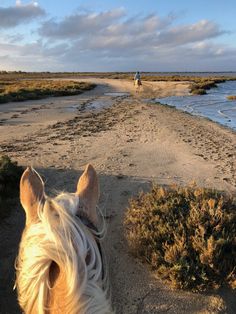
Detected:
[0,5,235,71]
[0,1,45,28]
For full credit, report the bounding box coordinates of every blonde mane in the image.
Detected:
[15,192,112,314]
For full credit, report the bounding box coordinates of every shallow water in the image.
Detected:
[104,92,130,97]
[64,92,130,112]
[86,100,109,110]
[155,81,236,131]
[64,104,81,112]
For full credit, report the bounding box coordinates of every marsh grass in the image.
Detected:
[0,156,23,219]
[0,80,95,104]
[125,184,236,291]
[1,71,236,82]
[189,80,221,95]
[0,72,235,98]
[227,95,236,100]
[190,88,207,95]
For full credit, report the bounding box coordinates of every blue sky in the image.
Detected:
[0,0,236,71]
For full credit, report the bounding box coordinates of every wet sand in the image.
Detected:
[0,78,236,313]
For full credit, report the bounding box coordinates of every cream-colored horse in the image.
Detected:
[15,165,112,313]
[134,79,142,92]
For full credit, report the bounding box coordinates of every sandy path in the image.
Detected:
[0,79,236,313]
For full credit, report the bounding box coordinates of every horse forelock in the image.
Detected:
[15,193,112,314]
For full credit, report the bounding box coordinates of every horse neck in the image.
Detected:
[47,263,71,313]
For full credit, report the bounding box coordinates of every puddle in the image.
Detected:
[86,100,110,110]
[64,94,129,113]
[104,92,130,97]
[64,104,81,112]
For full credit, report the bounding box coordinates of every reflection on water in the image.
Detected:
[155,81,236,131]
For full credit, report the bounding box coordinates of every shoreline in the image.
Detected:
[157,100,236,135]
[155,80,236,132]
[0,79,236,313]
[1,95,236,190]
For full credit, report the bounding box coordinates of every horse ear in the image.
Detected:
[20,167,45,225]
[76,164,99,224]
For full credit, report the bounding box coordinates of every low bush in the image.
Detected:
[0,155,23,219]
[189,80,219,95]
[0,80,96,104]
[190,88,207,95]
[227,95,236,100]
[125,184,236,291]
[198,81,218,90]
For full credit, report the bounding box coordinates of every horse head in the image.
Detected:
[15,165,112,313]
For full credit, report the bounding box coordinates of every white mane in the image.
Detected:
[15,193,112,314]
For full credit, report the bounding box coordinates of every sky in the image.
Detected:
[0,0,236,72]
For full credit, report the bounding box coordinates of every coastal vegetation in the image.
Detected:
[125,184,236,291]
[189,80,221,95]
[0,71,236,99]
[0,79,96,104]
[0,155,23,219]
[227,95,236,100]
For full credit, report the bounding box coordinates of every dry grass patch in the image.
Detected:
[227,95,236,101]
[190,88,207,95]
[0,80,96,104]
[189,80,219,95]
[125,185,236,291]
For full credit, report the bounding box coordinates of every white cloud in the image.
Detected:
[0,7,235,71]
[39,8,125,38]
[0,1,45,28]
[38,10,227,54]
[157,20,226,46]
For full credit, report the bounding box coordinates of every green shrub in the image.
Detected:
[0,155,23,219]
[125,185,236,291]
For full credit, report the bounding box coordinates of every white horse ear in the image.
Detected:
[76,164,99,224]
[20,167,45,225]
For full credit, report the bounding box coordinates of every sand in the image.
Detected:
[0,78,236,313]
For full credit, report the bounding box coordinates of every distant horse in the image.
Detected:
[134,79,142,92]
[15,165,112,313]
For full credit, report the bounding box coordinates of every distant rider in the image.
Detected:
[134,71,141,83]
[134,71,142,91]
